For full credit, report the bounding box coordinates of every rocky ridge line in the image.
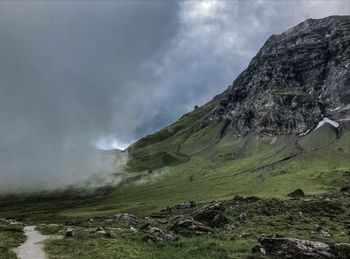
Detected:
[206,16,350,137]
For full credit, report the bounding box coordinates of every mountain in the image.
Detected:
[109,16,350,215]
[127,15,350,171]
[1,16,349,221]
[1,15,350,259]
[210,16,350,137]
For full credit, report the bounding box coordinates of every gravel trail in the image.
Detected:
[15,226,48,259]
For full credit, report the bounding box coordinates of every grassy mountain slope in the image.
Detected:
[55,108,350,220]
[0,99,348,222]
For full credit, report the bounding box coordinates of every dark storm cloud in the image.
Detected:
[0,0,348,192]
[0,1,179,192]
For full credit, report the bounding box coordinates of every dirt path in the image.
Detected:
[15,226,49,259]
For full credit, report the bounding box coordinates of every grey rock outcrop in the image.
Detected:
[206,16,350,137]
[170,218,213,235]
[288,188,305,198]
[193,208,228,227]
[144,227,178,243]
[253,237,350,258]
[65,228,74,238]
[114,213,138,225]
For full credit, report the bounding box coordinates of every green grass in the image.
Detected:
[54,123,350,219]
[0,223,25,258]
[44,230,254,259]
[42,195,350,259]
[126,152,190,172]
[129,100,218,156]
[298,123,338,152]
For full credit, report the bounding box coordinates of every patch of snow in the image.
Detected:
[339,116,350,122]
[314,117,339,131]
[330,107,341,112]
[299,128,312,136]
[270,137,277,144]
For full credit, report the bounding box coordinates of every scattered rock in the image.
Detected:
[260,209,272,216]
[97,229,106,235]
[238,212,247,222]
[288,188,305,198]
[145,227,178,244]
[203,202,225,211]
[238,232,249,239]
[300,200,344,215]
[105,229,113,238]
[340,186,350,193]
[115,213,138,225]
[253,237,350,258]
[224,224,235,231]
[155,218,169,224]
[92,227,114,238]
[230,196,260,204]
[65,228,74,238]
[209,213,229,227]
[193,209,228,227]
[170,218,213,235]
[150,201,197,218]
[343,172,350,180]
[179,201,197,209]
[139,223,152,231]
[311,225,331,238]
[130,226,138,233]
[0,218,23,225]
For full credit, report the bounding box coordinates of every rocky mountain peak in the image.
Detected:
[208,15,350,137]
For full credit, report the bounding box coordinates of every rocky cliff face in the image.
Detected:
[208,16,350,137]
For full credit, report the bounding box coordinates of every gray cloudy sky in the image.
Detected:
[0,0,349,192]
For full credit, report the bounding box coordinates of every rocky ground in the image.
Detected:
[2,187,350,258]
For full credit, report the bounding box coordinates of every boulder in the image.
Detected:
[65,228,74,238]
[97,229,106,235]
[203,202,225,211]
[130,226,138,233]
[238,212,247,222]
[170,218,213,235]
[151,201,197,219]
[252,237,350,258]
[179,200,197,209]
[145,227,178,244]
[340,186,350,193]
[224,224,235,231]
[288,188,305,198]
[105,229,113,238]
[311,225,331,238]
[115,213,138,225]
[193,209,228,227]
[0,218,23,225]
